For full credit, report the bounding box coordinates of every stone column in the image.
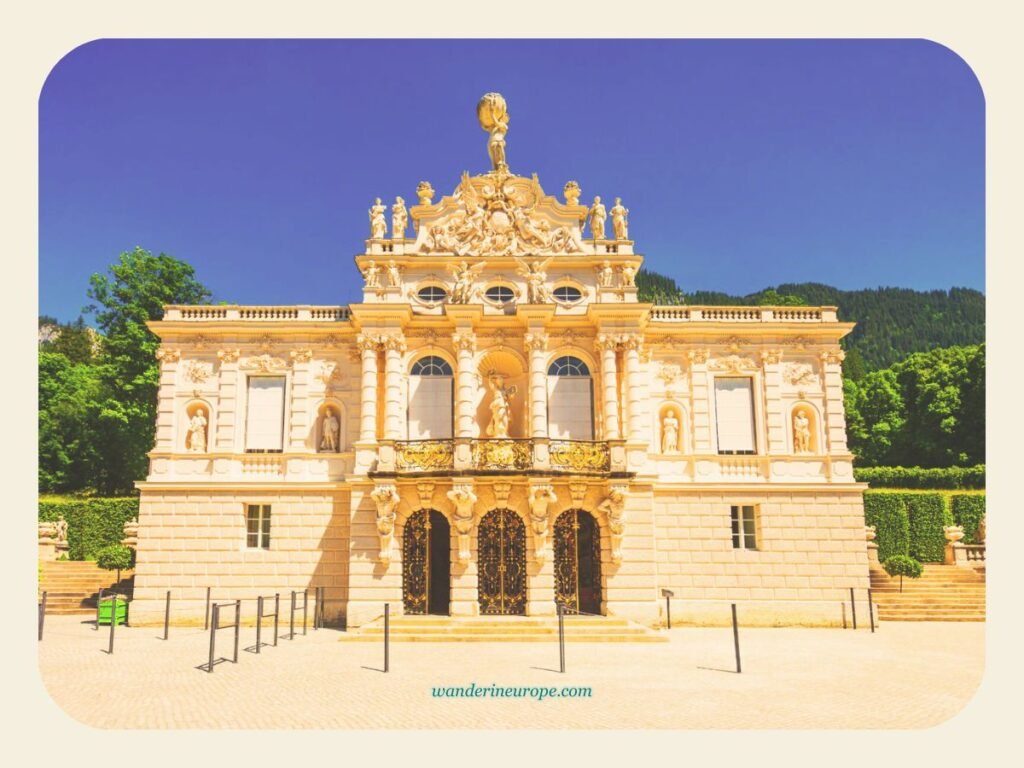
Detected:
[452,332,478,438]
[288,348,313,450]
[820,349,849,454]
[153,347,181,452]
[357,335,380,442]
[215,349,240,451]
[622,334,647,440]
[383,334,406,440]
[595,334,620,440]
[760,349,786,453]
[688,349,712,452]
[525,332,550,438]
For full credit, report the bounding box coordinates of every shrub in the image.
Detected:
[951,494,986,544]
[38,497,139,561]
[96,544,134,584]
[864,493,910,562]
[882,554,923,592]
[854,465,985,490]
[905,493,951,563]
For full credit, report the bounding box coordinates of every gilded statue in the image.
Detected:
[320,407,340,452]
[447,260,486,304]
[611,197,629,240]
[369,197,387,239]
[515,256,553,304]
[477,92,509,173]
[486,373,517,439]
[661,410,679,454]
[588,196,607,240]
[187,408,207,453]
[793,408,811,453]
[391,196,408,238]
[362,260,381,289]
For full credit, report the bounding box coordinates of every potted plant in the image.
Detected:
[882,554,923,592]
[96,544,134,625]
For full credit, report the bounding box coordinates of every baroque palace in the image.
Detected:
[131,94,870,628]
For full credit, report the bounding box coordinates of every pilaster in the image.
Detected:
[214,349,240,451]
[288,348,313,450]
[761,348,786,453]
[820,348,849,453]
[688,348,712,452]
[153,347,180,452]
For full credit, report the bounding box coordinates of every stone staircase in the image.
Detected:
[869,564,985,622]
[38,561,134,615]
[341,614,668,643]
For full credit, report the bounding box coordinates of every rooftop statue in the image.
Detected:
[477,92,510,173]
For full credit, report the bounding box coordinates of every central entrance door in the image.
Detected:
[554,509,603,615]
[477,509,527,615]
[402,509,451,615]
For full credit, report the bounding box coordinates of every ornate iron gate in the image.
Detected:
[554,509,602,614]
[402,510,430,614]
[477,509,527,615]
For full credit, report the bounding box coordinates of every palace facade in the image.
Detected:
[131,94,870,628]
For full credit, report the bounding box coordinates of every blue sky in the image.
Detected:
[39,39,984,322]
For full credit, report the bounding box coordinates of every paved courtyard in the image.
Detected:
[37,615,983,729]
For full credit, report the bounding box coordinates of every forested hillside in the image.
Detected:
[638,271,985,371]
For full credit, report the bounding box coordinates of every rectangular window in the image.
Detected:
[730,505,757,550]
[246,504,271,549]
[547,378,594,440]
[407,376,453,439]
[714,377,756,454]
[245,376,286,452]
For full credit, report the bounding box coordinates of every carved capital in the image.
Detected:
[290,348,314,364]
[155,347,181,363]
[687,348,710,365]
[356,334,381,354]
[452,332,478,354]
[618,334,643,352]
[524,332,549,353]
[594,333,618,354]
[382,334,407,354]
[760,348,783,366]
[822,348,846,365]
[217,348,241,363]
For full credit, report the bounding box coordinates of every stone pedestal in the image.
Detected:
[867,542,880,566]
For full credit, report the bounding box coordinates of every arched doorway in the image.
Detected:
[402,509,451,615]
[554,509,603,615]
[477,509,527,615]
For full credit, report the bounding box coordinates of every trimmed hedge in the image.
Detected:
[854,465,985,490]
[864,491,952,563]
[952,494,986,544]
[864,493,910,563]
[38,497,139,561]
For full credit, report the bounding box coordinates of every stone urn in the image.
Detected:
[944,525,965,565]
[865,525,877,542]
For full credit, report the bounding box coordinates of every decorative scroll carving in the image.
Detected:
[657,362,683,388]
[290,348,314,364]
[822,348,846,365]
[371,485,400,565]
[472,439,532,471]
[416,482,436,509]
[395,440,455,472]
[598,486,628,564]
[182,359,214,384]
[492,481,512,507]
[528,484,558,564]
[317,361,345,389]
[241,354,288,372]
[155,347,181,363]
[356,334,382,353]
[784,362,819,387]
[447,484,478,564]
[708,354,758,373]
[217,348,240,363]
[568,482,588,506]
[687,348,710,365]
[249,334,275,352]
[549,440,611,473]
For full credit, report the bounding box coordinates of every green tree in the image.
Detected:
[84,247,212,493]
[44,316,97,364]
[636,269,685,305]
[39,350,103,492]
[841,347,867,382]
[755,288,807,306]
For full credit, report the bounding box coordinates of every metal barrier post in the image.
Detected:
[163,591,171,640]
[38,592,47,641]
[731,603,742,674]
[107,595,118,655]
[850,587,857,630]
[302,590,308,636]
[558,603,566,673]
[288,591,296,640]
[256,596,264,653]
[207,604,218,673]
[95,587,104,630]
[204,587,211,631]
[842,602,847,629]
[666,595,672,629]
[868,588,875,633]
[233,600,240,663]
[384,602,390,673]
[273,593,280,646]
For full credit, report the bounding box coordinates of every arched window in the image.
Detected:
[408,356,453,439]
[411,356,453,376]
[547,356,593,439]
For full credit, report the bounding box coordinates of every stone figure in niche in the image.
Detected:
[391,196,408,238]
[515,256,553,304]
[448,260,485,304]
[620,264,636,287]
[369,197,387,239]
[386,261,402,288]
[320,407,340,453]
[187,408,208,453]
[486,373,517,439]
[661,410,680,454]
[588,196,607,240]
[55,515,68,544]
[597,260,615,288]
[793,408,811,454]
[611,197,629,240]
[362,260,381,289]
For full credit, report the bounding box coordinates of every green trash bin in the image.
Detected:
[97,596,129,626]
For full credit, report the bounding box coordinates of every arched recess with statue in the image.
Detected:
[401,508,452,616]
[477,508,527,615]
[553,509,603,615]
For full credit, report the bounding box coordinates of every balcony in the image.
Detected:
[386,438,620,477]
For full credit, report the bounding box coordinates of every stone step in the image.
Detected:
[343,615,667,643]
[341,633,668,643]
[877,615,985,622]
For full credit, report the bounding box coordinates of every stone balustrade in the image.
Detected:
[162,305,352,322]
[649,305,835,323]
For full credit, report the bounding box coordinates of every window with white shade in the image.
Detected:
[245,377,286,452]
[547,356,593,439]
[408,356,453,439]
[714,377,756,454]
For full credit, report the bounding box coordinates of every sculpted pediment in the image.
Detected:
[410,171,591,257]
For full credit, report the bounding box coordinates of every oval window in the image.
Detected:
[417,285,447,303]
[485,285,515,304]
[553,285,583,303]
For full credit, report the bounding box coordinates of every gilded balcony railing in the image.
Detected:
[549,440,611,473]
[395,440,455,472]
[471,439,533,472]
